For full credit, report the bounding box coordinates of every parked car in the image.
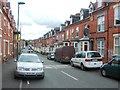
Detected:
[14,53,44,79]
[47,51,55,60]
[21,46,34,53]
[70,51,103,70]
[100,56,120,79]
[55,46,75,63]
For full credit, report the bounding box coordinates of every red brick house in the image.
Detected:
[63,1,120,63]
[33,1,120,64]
[1,0,16,63]
[0,1,2,63]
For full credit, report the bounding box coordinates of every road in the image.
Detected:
[2,53,120,89]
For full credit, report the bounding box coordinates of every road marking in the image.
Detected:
[61,71,78,81]
[44,65,71,69]
[19,80,22,90]
[27,80,30,85]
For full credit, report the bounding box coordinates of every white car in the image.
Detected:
[14,53,44,79]
[70,51,103,70]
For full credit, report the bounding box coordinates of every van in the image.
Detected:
[55,46,75,63]
[70,51,103,70]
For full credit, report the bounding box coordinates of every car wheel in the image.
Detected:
[14,74,17,79]
[101,69,107,77]
[41,75,44,79]
[81,64,86,71]
[70,61,74,67]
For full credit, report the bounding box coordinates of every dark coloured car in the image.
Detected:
[100,56,120,79]
[47,51,55,60]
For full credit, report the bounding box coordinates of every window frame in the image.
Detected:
[76,27,79,37]
[97,0,102,8]
[114,35,120,55]
[114,4,120,26]
[97,15,104,32]
[97,40,104,57]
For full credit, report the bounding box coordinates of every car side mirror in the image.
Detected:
[41,60,44,63]
[14,59,17,62]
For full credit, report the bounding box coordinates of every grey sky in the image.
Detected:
[8,0,96,40]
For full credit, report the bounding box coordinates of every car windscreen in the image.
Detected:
[87,52,101,58]
[18,55,41,63]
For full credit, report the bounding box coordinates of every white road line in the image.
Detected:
[61,71,78,81]
[27,80,30,85]
[19,80,22,90]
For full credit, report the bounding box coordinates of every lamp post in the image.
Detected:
[16,2,25,60]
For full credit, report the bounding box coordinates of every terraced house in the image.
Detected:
[0,1,2,63]
[1,0,16,63]
[31,1,120,63]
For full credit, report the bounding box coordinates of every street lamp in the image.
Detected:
[16,2,25,60]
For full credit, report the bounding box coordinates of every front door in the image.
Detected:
[84,41,89,51]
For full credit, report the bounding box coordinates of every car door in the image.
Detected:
[73,54,78,66]
[75,53,81,66]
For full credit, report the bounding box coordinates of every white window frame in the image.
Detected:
[70,17,73,24]
[63,42,69,46]
[98,16,104,32]
[0,37,2,54]
[62,34,64,41]
[97,40,104,57]
[4,40,10,56]
[0,13,1,29]
[97,0,102,8]
[74,42,78,48]
[8,22,10,36]
[113,34,120,55]
[76,27,79,37]
[66,30,68,39]
[80,11,83,20]
[114,4,120,26]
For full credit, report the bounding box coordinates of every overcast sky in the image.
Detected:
[8,0,96,40]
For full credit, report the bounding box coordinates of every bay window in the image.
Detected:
[97,40,104,57]
[114,34,120,55]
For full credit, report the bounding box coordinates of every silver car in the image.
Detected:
[14,53,44,79]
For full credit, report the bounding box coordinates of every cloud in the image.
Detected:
[9,0,95,40]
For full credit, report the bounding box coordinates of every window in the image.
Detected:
[0,38,1,54]
[4,21,6,30]
[97,40,104,57]
[62,34,64,41]
[74,42,78,48]
[97,0,102,8]
[98,16,104,32]
[0,13,1,29]
[80,10,83,20]
[112,60,120,64]
[65,43,68,46]
[76,27,79,37]
[71,29,74,38]
[114,36,120,55]
[114,4,120,26]
[81,52,86,58]
[8,23,10,36]
[66,30,68,39]
[76,53,82,58]
[70,17,73,24]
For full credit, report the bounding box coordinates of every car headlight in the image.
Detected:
[37,68,43,71]
[17,67,24,71]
